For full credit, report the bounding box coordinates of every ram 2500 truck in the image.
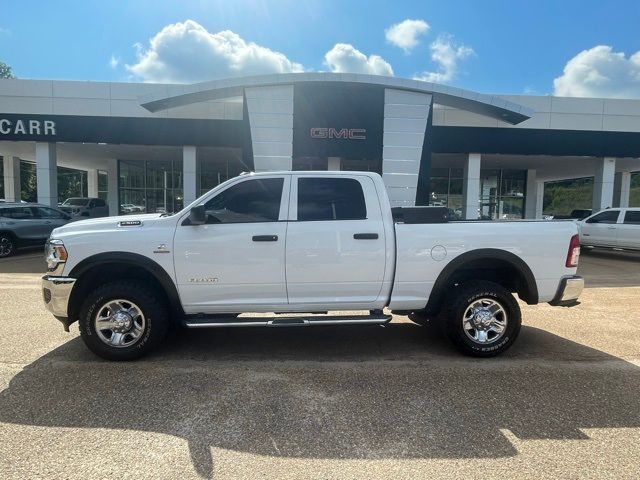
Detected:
[42,171,583,360]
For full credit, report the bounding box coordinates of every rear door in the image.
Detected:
[580,209,621,246]
[617,210,640,249]
[173,175,290,313]
[33,207,70,237]
[285,174,386,307]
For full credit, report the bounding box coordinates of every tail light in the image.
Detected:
[566,234,580,267]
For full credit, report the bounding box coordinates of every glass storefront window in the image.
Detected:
[98,170,108,201]
[197,148,244,196]
[630,171,640,207]
[58,166,88,204]
[118,159,184,215]
[430,167,526,220]
[0,157,4,199]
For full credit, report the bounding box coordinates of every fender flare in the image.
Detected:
[68,251,183,317]
[426,248,539,311]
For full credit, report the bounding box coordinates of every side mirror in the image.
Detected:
[189,205,206,225]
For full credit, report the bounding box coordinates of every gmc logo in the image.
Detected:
[310,127,366,140]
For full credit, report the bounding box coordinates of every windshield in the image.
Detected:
[62,198,89,206]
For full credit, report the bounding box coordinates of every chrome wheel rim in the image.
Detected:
[462,298,508,344]
[0,237,13,257]
[94,299,146,348]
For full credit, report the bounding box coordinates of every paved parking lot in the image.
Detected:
[0,249,639,479]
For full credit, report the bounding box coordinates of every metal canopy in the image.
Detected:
[139,72,533,125]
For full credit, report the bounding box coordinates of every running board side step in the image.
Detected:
[183,314,392,329]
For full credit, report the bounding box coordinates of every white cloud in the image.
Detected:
[553,45,640,98]
[127,19,304,83]
[385,19,430,53]
[414,34,474,83]
[109,55,120,69]
[324,43,393,76]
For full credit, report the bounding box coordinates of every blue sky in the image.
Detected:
[1,0,639,97]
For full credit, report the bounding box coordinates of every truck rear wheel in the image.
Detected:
[78,280,170,360]
[443,281,521,357]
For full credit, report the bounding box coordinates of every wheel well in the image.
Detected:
[67,261,183,323]
[425,254,538,315]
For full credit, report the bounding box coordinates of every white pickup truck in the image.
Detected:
[42,171,584,360]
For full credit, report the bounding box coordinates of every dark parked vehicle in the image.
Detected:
[0,203,72,258]
[549,209,592,220]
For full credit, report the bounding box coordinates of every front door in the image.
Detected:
[581,209,621,246]
[173,175,290,313]
[285,174,387,307]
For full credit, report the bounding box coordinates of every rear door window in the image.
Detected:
[623,211,640,225]
[0,207,35,219]
[297,177,367,221]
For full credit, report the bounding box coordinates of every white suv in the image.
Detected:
[59,197,109,218]
[578,208,640,251]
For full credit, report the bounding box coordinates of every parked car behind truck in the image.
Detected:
[42,171,584,360]
[59,197,109,218]
[0,203,72,257]
[578,207,640,251]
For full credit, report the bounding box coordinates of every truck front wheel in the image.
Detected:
[443,281,521,357]
[78,280,170,360]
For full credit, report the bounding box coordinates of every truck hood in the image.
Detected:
[51,213,166,236]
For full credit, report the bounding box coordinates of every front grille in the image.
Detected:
[43,288,52,304]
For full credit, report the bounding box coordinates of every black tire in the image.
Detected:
[0,233,16,258]
[442,280,521,357]
[78,280,170,360]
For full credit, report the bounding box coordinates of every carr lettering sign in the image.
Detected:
[0,118,56,136]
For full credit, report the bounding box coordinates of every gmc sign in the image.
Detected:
[310,127,366,140]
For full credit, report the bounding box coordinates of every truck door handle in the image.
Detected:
[607,226,616,230]
[252,235,278,242]
[354,233,379,240]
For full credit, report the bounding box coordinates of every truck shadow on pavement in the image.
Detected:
[0,323,639,478]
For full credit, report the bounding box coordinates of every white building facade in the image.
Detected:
[1,73,639,219]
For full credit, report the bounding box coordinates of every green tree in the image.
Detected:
[0,61,15,79]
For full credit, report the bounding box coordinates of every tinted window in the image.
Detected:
[586,210,620,224]
[297,177,366,221]
[623,211,640,225]
[0,207,35,219]
[202,178,284,224]
[35,207,65,219]
[93,199,106,207]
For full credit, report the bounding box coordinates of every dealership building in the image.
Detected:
[1,72,639,219]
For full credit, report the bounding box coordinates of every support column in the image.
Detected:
[592,157,616,212]
[462,153,481,219]
[106,158,119,216]
[35,142,58,207]
[87,169,99,198]
[327,157,341,171]
[535,182,545,219]
[524,169,538,219]
[2,155,21,202]
[183,145,197,206]
[613,171,631,208]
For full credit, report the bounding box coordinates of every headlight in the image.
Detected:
[45,239,68,271]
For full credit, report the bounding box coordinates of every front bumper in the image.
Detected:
[42,275,76,320]
[549,275,584,307]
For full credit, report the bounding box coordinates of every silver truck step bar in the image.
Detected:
[183,314,392,329]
